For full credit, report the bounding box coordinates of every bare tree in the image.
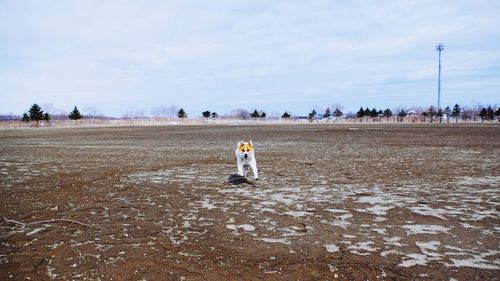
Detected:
[472,103,484,122]
[134,109,146,118]
[332,103,344,116]
[83,105,102,118]
[150,106,169,118]
[122,110,134,119]
[229,109,250,120]
[41,103,56,115]
[151,105,180,118]
[41,103,67,117]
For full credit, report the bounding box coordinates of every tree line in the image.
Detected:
[15,103,500,127]
[21,104,82,127]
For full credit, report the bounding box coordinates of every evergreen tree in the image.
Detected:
[281,111,291,119]
[29,104,44,127]
[211,112,218,118]
[422,111,429,122]
[383,108,392,121]
[364,107,371,117]
[479,108,487,121]
[260,112,266,118]
[451,104,461,122]
[308,110,317,122]
[427,106,437,122]
[323,107,331,119]
[486,106,494,121]
[428,106,437,117]
[177,108,187,119]
[398,110,407,122]
[357,107,365,118]
[437,108,443,123]
[333,108,343,118]
[69,106,82,124]
[437,108,443,117]
[444,106,451,115]
[22,113,30,127]
[495,108,500,121]
[43,113,51,122]
[250,110,260,119]
[202,110,211,118]
[370,108,378,118]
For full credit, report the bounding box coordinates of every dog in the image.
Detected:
[235,140,259,180]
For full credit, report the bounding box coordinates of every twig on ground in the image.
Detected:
[3,217,90,227]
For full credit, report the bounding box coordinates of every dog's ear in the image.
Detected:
[237,141,242,147]
[249,140,253,146]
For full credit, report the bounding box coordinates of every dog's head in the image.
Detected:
[237,140,254,160]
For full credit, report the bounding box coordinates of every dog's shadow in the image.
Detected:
[227,174,254,186]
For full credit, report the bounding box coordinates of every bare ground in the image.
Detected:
[0,124,499,280]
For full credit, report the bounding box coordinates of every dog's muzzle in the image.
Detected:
[244,153,248,159]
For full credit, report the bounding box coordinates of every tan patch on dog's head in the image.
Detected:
[239,142,253,152]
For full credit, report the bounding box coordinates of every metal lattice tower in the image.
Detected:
[436,43,444,110]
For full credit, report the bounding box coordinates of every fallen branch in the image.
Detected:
[3,217,90,227]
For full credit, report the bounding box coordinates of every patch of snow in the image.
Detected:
[324,244,339,253]
[416,241,442,258]
[381,250,401,257]
[403,224,449,235]
[201,198,217,210]
[283,211,310,217]
[410,205,448,220]
[447,250,500,270]
[460,222,479,229]
[325,208,349,213]
[239,224,256,231]
[347,241,377,255]
[468,209,497,221]
[384,236,405,247]
[370,227,386,235]
[365,205,393,216]
[260,207,276,213]
[226,224,237,231]
[416,240,440,251]
[455,176,500,186]
[257,238,291,245]
[270,193,299,205]
[399,253,428,267]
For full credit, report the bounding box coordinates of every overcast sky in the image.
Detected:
[1,0,499,117]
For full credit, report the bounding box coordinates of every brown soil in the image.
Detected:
[1,124,499,280]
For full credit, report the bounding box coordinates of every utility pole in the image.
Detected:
[436,43,444,110]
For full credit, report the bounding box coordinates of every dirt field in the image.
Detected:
[1,124,499,280]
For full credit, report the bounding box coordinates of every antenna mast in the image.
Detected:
[436,43,444,110]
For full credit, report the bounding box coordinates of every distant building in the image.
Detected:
[406,109,417,116]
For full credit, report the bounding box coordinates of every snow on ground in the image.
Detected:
[122,167,500,270]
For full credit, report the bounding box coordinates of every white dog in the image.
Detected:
[235,140,259,180]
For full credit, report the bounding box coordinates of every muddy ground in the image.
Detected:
[0,124,499,280]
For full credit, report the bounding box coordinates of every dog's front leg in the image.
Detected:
[237,159,245,177]
[250,158,259,180]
